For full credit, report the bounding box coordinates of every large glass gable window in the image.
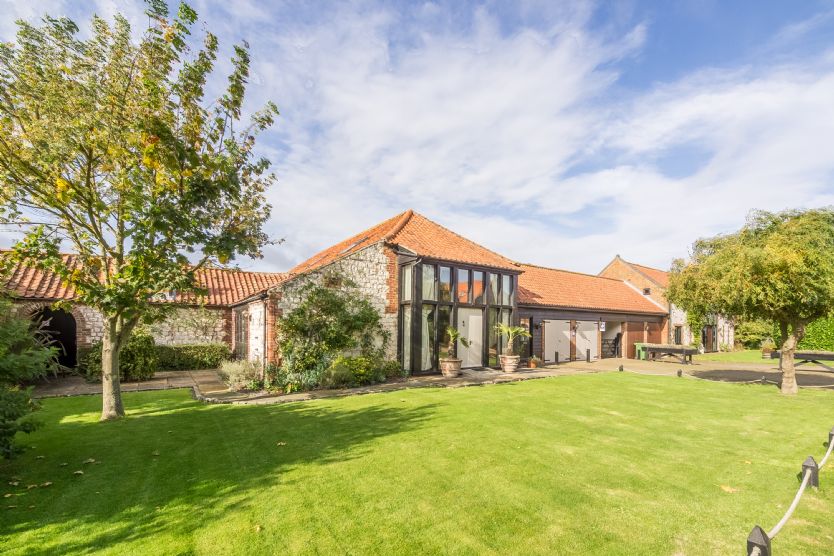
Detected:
[400,262,517,373]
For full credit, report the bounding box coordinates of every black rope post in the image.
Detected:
[802,456,819,488]
[747,525,771,556]
[677,369,682,377]
[618,364,623,372]
[555,351,559,365]
[586,348,590,363]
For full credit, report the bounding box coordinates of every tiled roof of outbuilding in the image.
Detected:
[289,209,519,276]
[624,260,670,288]
[1,254,287,306]
[517,263,667,314]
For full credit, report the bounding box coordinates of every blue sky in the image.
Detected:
[2,0,834,273]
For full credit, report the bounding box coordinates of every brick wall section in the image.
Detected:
[275,242,398,361]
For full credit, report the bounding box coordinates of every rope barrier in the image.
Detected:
[746,427,832,555]
[766,469,811,539]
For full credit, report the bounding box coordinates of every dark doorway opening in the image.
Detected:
[33,307,77,368]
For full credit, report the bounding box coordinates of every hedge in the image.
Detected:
[772,317,834,351]
[155,343,231,371]
[82,341,232,382]
[83,333,158,382]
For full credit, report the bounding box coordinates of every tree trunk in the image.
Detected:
[100,318,125,421]
[779,321,805,395]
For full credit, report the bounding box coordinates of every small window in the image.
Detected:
[457,269,470,303]
[643,288,651,295]
[438,266,452,302]
[489,273,499,304]
[674,326,682,345]
[472,271,485,304]
[401,266,412,302]
[422,264,436,301]
[501,275,512,305]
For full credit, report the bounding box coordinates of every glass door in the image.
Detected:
[457,307,484,367]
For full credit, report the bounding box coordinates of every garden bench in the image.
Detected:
[642,343,696,364]
[770,350,834,372]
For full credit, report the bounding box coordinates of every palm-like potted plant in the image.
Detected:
[439,326,470,377]
[495,323,532,372]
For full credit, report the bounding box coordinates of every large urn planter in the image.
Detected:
[439,358,463,377]
[499,354,520,373]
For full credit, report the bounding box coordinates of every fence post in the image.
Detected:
[586,348,590,363]
[802,456,819,488]
[555,351,559,365]
[747,525,771,556]
[677,369,682,377]
[618,364,623,372]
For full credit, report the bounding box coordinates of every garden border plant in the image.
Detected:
[273,271,398,393]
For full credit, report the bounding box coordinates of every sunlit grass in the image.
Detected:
[2,374,833,554]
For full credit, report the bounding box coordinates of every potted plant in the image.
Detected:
[495,323,532,372]
[761,338,776,358]
[439,326,470,377]
[528,355,542,369]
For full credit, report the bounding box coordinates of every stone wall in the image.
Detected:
[146,306,230,346]
[275,242,398,361]
[12,300,104,349]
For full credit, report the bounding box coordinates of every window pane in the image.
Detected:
[402,308,411,370]
[438,306,451,359]
[421,305,436,371]
[472,271,485,304]
[488,308,499,366]
[422,264,436,301]
[438,266,452,302]
[457,269,470,303]
[489,273,499,305]
[502,275,512,305]
[500,309,510,353]
[401,265,412,302]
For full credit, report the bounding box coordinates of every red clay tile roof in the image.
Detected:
[517,263,667,314]
[624,260,670,288]
[289,209,519,275]
[1,254,287,306]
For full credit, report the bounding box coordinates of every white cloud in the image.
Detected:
[2,2,833,276]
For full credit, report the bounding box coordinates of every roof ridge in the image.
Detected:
[621,258,669,274]
[519,262,625,282]
[383,209,414,241]
[395,211,518,267]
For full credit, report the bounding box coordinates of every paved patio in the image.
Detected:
[32,370,229,398]
[30,356,834,403]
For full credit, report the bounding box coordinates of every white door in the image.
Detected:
[576,321,599,361]
[543,320,570,363]
[457,308,483,367]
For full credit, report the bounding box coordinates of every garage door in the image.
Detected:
[575,321,598,361]
[543,320,570,363]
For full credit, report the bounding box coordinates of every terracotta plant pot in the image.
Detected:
[529,359,539,369]
[439,358,462,377]
[500,355,520,373]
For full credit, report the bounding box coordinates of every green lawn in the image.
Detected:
[694,349,771,363]
[2,374,833,555]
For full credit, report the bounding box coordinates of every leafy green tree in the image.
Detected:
[0,1,278,419]
[668,209,834,394]
[0,295,58,457]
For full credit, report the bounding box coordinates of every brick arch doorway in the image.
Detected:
[33,307,77,368]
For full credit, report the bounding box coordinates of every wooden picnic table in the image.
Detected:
[642,343,697,364]
[770,350,834,372]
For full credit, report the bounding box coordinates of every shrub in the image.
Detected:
[220,359,263,391]
[275,273,392,392]
[84,333,158,382]
[772,317,834,351]
[155,343,231,371]
[0,296,58,458]
[734,320,773,349]
[321,356,400,389]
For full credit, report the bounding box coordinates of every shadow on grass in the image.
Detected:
[692,369,834,389]
[0,392,437,554]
